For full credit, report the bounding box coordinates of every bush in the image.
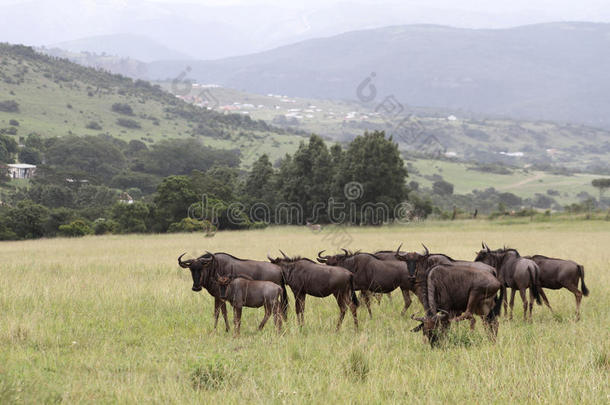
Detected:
[9,119,19,126]
[58,219,93,237]
[167,217,206,233]
[111,103,134,116]
[86,121,102,130]
[116,118,141,129]
[18,147,42,165]
[93,218,119,235]
[0,100,19,112]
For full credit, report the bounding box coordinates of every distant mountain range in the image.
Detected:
[144,22,610,128]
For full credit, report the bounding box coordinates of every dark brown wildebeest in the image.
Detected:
[268,252,359,331]
[216,275,283,336]
[475,243,542,321]
[394,246,504,346]
[317,249,414,318]
[523,254,589,320]
[177,252,288,331]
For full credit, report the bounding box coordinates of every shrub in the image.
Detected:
[86,121,102,130]
[167,217,205,233]
[9,119,19,126]
[116,118,141,129]
[111,103,134,116]
[93,218,119,235]
[58,219,93,237]
[0,100,19,112]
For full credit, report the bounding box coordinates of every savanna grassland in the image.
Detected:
[1,220,608,403]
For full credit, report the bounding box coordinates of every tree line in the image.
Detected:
[0,131,423,240]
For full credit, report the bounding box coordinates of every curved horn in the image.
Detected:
[421,243,429,255]
[279,249,288,259]
[341,248,349,256]
[484,242,491,252]
[178,253,189,268]
[396,243,403,255]
[482,241,486,249]
[317,250,326,258]
[267,253,275,262]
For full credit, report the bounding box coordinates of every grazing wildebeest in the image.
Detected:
[317,249,415,318]
[268,252,359,331]
[177,252,288,331]
[523,254,589,320]
[395,246,504,346]
[475,243,542,321]
[216,275,283,336]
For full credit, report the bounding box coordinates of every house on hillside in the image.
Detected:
[6,163,36,179]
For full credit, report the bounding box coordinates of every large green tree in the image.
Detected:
[334,131,408,224]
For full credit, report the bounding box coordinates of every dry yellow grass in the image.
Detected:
[0,220,608,403]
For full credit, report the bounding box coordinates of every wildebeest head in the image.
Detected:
[411,312,449,346]
[178,253,214,292]
[474,242,498,267]
[316,248,351,266]
[394,244,430,278]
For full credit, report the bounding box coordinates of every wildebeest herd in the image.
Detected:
[177,242,589,345]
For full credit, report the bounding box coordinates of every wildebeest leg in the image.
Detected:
[349,298,359,330]
[566,284,583,321]
[509,288,517,320]
[220,301,230,332]
[335,292,347,332]
[295,293,306,326]
[233,306,242,337]
[502,286,509,317]
[483,316,499,342]
[518,288,528,321]
[361,290,373,319]
[258,301,272,331]
[539,289,553,312]
[213,298,221,330]
[528,287,535,319]
[273,299,282,332]
[400,289,412,316]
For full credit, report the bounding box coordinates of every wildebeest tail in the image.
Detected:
[350,275,360,307]
[487,285,504,321]
[577,265,589,296]
[280,275,289,318]
[528,263,542,305]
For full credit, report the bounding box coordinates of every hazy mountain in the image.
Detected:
[2,0,609,60]
[146,22,610,128]
[51,34,191,62]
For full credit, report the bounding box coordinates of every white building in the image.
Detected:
[7,163,36,179]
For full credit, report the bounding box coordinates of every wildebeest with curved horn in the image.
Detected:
[317,248,414,318]
[269,251,359,331]
[216,274,283,336]
[475,243,542,321]
[395,245,504,346]
[178,252,288,331]
[523,254,589,320]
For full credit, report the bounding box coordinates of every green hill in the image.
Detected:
[0,44,305,167]
[160,85,610,173]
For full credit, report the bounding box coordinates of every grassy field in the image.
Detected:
[409,159,604,205]
[1,220,608,403]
